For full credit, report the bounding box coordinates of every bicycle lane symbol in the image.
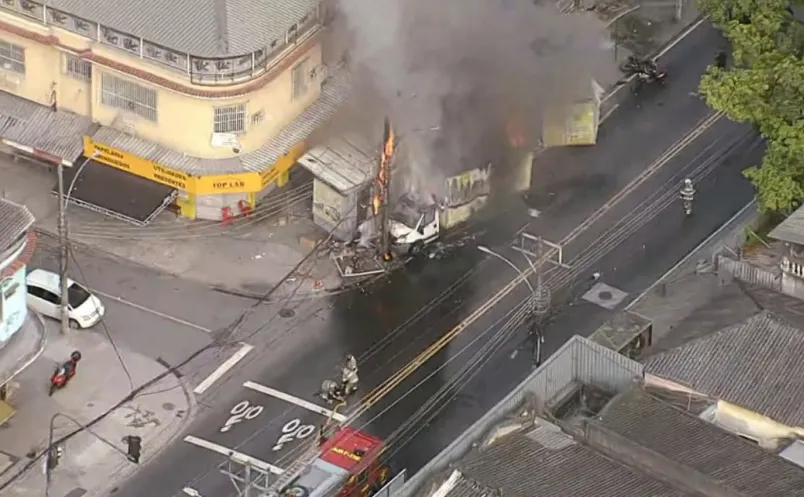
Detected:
[272,418,316,452]
[220,400,263,433]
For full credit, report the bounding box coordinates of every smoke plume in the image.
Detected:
[333,0,615,196]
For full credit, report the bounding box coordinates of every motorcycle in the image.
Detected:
[620,55,666,92]
[49,350,81,396]
[683,198,693,216]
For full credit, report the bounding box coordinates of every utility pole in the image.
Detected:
[531,237,551,315]
[378,117,394,262]
[56,163,70,334]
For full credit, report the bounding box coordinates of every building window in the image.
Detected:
[251,110,265,125]
[214,104,246,134]
[291,58,309,101]
[65,54,91,81]
[100,73,158,122]
[0,40,25,74]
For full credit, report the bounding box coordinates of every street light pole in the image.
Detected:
[56,153,96,334]
[45,412,132,497]
[477,245,537,296]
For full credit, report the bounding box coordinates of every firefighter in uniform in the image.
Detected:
[680,178,695,215]
[342,354,359,395]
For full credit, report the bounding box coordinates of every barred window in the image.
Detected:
[100,73,157,122]
[291,58,309,101]
[214,104,246,133]
[65,54,91,81]
[0,40,24,74]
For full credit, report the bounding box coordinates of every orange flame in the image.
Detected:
[373,120,395,216]
[506,113,526,148]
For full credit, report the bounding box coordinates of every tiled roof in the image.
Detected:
[0,91,96,164]
[595,387,804,497]
[644,311,804,426]
[46,0,319,56]
[0,199,34,252]
[448,421,688,497]
[92,71,352,175]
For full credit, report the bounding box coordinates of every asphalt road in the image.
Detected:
[108,20,753,497]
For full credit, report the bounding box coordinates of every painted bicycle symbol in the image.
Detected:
[272,418,316,452]
[220,400,263,433]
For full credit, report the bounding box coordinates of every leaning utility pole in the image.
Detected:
[56,163,70,334]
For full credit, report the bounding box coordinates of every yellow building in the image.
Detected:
[0,0,350,222]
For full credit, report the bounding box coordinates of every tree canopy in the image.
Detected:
[697,0,804,212]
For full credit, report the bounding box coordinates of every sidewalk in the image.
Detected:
[0,314,192,497]
[0,1,699,300]
[0,156,344,299]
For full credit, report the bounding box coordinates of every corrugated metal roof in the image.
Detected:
[0,198,34,251]
[0,91,95,164]
[451,421,687,497]
[769,205,804,245]
[644,311,804,426]
[92,71,351,176]
[45,0,319,56]
[596,387,804,497]
[297,133,375,193]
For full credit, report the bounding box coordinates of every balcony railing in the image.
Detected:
[0,0,322,87]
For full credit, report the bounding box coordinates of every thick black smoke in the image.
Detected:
[333,0,615,195]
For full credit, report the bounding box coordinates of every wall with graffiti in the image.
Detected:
[443,164,492,208]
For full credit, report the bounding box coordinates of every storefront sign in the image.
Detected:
[83,137,303,195]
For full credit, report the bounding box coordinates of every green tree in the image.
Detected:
[697,0,804,212]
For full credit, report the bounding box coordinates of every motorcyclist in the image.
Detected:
[341,354,359,395]
[57,350,82,379]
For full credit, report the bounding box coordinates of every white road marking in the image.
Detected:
[91,289,212,333]
[244,381,348,423]
[183,435,284,474]
[655,16,708,59]
[194,343,254,395]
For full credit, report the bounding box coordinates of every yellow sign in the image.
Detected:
[83,137,302,195]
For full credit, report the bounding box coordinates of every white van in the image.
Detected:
[26,269,105,329]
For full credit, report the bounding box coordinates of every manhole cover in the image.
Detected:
[279,308,295,318]
[598,291,613,300]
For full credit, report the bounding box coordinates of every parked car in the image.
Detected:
[26,269,105,329]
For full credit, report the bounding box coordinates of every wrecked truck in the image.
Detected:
[542,80,605,147]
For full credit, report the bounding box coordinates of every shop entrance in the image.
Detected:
[53,159,176,226]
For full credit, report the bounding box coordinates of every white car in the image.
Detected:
[26,269,105,329]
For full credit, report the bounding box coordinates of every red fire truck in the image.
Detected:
[282,427,393,497]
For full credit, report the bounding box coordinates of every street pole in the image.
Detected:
[477,245,537,296]
[56,163,69,334]
[379,118,394,262]
[56,152,97,334]
[45,412,132,497]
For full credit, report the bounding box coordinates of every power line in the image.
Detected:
[0,203,362,494]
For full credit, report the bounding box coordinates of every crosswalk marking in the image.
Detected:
[183,435,284,474]
[243,381,348,422]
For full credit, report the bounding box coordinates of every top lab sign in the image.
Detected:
[83,137,265,195]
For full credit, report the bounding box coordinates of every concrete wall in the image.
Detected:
[0,237,29,342]
[0,11,322,159]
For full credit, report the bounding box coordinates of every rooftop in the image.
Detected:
[595,385,804,497]
[769,204,804,245]
[3,0,319,57]
[643,310,804,427]
[449,418,688,497]
[0,198,34,252]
